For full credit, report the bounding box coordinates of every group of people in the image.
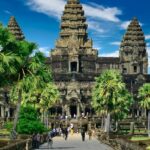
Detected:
[32,126,95,149]
[32,133,44,149]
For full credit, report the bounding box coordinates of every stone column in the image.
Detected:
[69,61,71,72]
[8,108,10,118]
[1,106,4,118]
[67,105,70,117]
[77,104,80,117]
[77,60,79,72]
[62,106,65,116]
[137,109,140,117]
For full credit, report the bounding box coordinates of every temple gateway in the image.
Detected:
[0,0,150,120]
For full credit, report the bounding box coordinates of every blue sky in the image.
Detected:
[0,0,150,73]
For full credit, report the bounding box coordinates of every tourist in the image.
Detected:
[73,113,76,119]
[88,129,92,140]
[32,133,36,148]
[64,127,69,140]
[70,123,74,135]
[40,134,44,144]
[81,127,86,141]
[65,115,68,120]
[36,133,41,149]
[47,133,53,149]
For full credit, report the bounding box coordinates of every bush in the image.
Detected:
[17,106,46,134]
[4,121,13,132]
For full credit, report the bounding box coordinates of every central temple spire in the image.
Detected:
[58,0,88,46]
[67,0,80,4]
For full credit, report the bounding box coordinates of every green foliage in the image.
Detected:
[4,121,13,132]
[138,83,150,109]
[39,83,60,112]
[0,23,59,133]
[17,106,46,134]
[92,69,133,120]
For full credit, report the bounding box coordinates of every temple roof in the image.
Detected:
[67,0,80,4]
[120,17,146,51]
[59,0,88,44]
[97,57,120,64]
[8,16,25,40]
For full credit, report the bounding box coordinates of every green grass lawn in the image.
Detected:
[129,135,150,150]
[0,129,10,135]
[130,136,150,141]
[146,146,150,150]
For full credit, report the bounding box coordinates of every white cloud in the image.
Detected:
[4,10,12,15]
[110,41,120,46]
[26,0,65,19]
[88,20,105,33]
[25,0,122,38]
[100,50,119,57]
[120,20,143,30]
[147,43,150,47]
[32,47,50,57]
[26,0,122,23]
[145,35,150,40]
[38,47,50,56]
[83,4,121,22]
[120,21,130,30]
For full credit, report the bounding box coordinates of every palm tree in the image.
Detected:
[10,52,47,136]
[138,83,150,136]
[0,23,59,139]
[40,83,60,126]
[92,70,132,133]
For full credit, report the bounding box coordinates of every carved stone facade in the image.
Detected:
[5,0,150,118]
[120,17,148,75]
[50,0,150,117]
[8,16,25,41]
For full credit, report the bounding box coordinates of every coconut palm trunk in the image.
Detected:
[11,89,22,139]
[148,110,150,137]
[104,113,110,133]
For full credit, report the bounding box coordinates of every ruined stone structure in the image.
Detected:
[120,17,148,75]
[8,16,25,41]
[49,0,150,118]
[4,0,150,119]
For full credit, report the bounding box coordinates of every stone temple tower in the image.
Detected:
[120,17,148,74]
[8,16,25,40]
[51,0,97,74]
[50,0,97,117]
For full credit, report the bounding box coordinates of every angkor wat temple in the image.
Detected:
[0,0,150,120]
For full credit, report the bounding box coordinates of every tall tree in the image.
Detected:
[10,52,54,138]
[0,24,59,139]
[138,83,150,136]
[0,24,22,87]
[92,70,132,133]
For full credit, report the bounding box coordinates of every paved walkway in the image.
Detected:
[36,134,113,150]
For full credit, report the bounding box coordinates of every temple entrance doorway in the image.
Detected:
[70,105,77,118]
[71,62,77,72]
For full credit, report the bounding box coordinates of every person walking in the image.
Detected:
[32,133,36,148]
[81,127,86,141]
[36,133,41,149]
[47,133,53,149]
[88,129,92,140]
[64,127,68,140]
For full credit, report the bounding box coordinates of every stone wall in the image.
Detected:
[96,130,145,150]
[0,139,32,150]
